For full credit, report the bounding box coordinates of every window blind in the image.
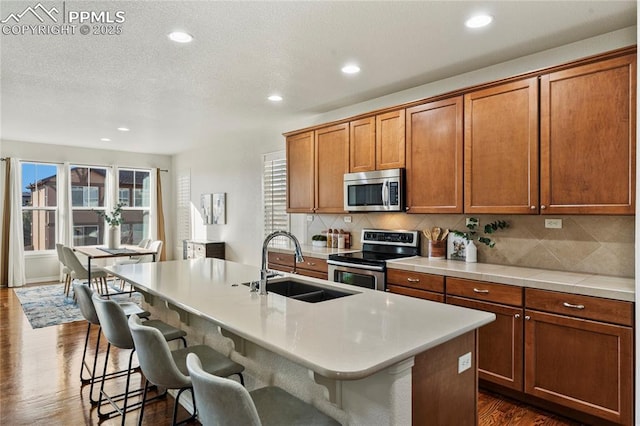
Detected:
[263,152,289,238]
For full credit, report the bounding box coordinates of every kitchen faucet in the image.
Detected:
[259,231,304,295]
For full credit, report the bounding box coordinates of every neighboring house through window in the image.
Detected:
[21,162,58,251]
[118,168,151,245]
[70,166,107,246]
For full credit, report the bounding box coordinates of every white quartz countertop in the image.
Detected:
[268,245,360,259]
[105,258,494,380]
[386,257,635,302]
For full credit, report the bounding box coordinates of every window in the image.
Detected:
[70,166,107,246]
[263,151,289,245]
[118,169,151,245]
[21,162,58,251]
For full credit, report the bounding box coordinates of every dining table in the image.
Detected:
[73,245,158,296]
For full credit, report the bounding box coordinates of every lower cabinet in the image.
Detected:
[524,289,634,425]
[267,251,295,273]
[386,269,445,302]
[183,240,225,260]
[295,255,328,280]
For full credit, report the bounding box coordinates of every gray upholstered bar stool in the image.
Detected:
[128,314,245,426]
[92,294,187,424]
[186,353,339,426]
[73,282,149,405]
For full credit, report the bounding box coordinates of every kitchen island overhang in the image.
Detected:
[105,258,495,424]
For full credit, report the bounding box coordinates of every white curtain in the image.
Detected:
[56,163,73,280]
[8,158,25,287]
[149,168,158,240]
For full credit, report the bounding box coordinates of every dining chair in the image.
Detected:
[147,239,163,261]
[114,238,152,291]
[128,314,245,426]
[62,246,109,294]
[92,294,188,424]
[186,353,339,426]
[56,243,73,297]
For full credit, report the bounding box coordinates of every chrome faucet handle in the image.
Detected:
[249,281,259,292]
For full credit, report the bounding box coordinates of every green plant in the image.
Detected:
[96,202,125,227]
[312,234,327,241]
[453,217,509,248]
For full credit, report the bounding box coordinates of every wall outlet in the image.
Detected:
[466,217,479,227]
[545,218,562,229]
[458,352,472,374]
[306,215,314,222]
[344,216,352,223]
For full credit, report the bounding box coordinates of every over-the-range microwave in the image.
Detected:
[343,168,404,212]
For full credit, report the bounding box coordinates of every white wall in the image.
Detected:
[0,139,172,284]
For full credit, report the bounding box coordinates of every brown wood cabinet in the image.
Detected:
[267,251,295,273]
[386,269,444,302]
[376,109,405,169]
[464,77,539,214]
[540,54,636,214]
[183,240,225,260]
[295,255,328,280]
[315,123,349,213]
[446,277,524,392]
[524,288,633,425]
[405,96,463,213]
[349,117,376,172]
[286,131,315,213]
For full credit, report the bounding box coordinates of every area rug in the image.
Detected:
[13,282,142,329]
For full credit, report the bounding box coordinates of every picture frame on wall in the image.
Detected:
[447,234,467,261]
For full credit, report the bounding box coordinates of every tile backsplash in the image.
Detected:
[304,213,635,278]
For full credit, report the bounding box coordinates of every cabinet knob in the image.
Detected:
[540,205,546,210]
[514,314,520,319]
[473,288,489,294]
[307,262,316,266]
[405,206,410,211]
[407,278,420,283]
[530,205,536,210]
[525,315,531,321]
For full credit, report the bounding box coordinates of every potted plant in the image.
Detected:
[96,202,125,248]
[311,234,327,247]
[450,217,509,262]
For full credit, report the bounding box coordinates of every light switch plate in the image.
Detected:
[306,215,314,222]
[545,219,562,229]
[458,352,472,374]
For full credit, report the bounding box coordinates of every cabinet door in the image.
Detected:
[448,296,524,391]
[406,97,463,213]
[524,309,633,425]
[376,110,405,169]
[286,131,315,213]
[350,117,376,172]
[464,78,539,214]
[540,54,636,214]
[315,124,349,213]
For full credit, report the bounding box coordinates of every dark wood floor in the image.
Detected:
[1,284,581,425]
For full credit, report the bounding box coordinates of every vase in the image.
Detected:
[108,226,120,249]
[465,240,477,263]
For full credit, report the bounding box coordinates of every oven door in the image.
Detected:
[327,261,385,291]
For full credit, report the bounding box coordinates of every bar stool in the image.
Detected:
[73,282,149,405]
[92,294,187,424]
[128,314,245,426]
[186,353,339,426]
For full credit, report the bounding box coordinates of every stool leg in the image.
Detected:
[137,379,149,426]
[88,329,103,405]
[97,342,112,417]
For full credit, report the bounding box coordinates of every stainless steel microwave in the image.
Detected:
[343,169,404,212]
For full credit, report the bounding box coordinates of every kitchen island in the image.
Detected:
[105,258,495,425]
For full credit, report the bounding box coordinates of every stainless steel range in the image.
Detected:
[327,229,420,291]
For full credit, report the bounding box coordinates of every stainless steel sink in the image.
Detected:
[242,278,357,303]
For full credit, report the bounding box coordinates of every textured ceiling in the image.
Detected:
[0,1,636,155]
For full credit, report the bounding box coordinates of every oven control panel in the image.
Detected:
[362,229,419,247]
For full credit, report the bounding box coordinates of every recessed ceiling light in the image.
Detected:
[100,138,111,142]
[268,95,283,102]
[465,14,493,28]
[341,64,361,74]
[117,127,130,132]
[168,31,193,43]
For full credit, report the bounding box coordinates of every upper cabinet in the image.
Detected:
[464,77,539,214]
[540,54,636,214]
[376,109,406,170]
[286,131,315,213]
[349,117,376,172]
[406,96,463,213]
[315,124,350,213]
[287,125,349,214]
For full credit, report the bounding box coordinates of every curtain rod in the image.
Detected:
[0,157,168,172]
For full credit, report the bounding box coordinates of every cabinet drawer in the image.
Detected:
[525,288,633,326]
[268,252,295,272]
[446,277,523,306]
[387,285,444,303]
[296,256,328,274]
[296,269,328,280]
[387,269,444,293]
